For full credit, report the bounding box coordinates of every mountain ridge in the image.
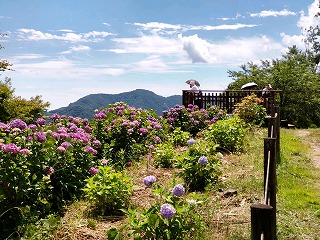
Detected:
[47,89,182,119]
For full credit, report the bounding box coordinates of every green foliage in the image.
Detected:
[110,184,205,240]
[227,46,320,128]
[0,78,50,123]
[153,143,176,168]
[204,115,247,152]
[234,94,266,126]
[167,127,191,146]
[176,142,221,192]
[83,166,132,215]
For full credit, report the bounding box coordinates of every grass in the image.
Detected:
[25,128,320,239]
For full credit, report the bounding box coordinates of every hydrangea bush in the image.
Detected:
[176,139,222,191]
[108,183,205,240]
[90,102,169,170]
[83,166,132,215]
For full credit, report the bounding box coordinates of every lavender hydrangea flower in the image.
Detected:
[160,203,176,219]
[89,167,99,175]
[138,128,148,135]
[172,184,185,197]
[61,141,72,148]
[187,138,196,145]
[199,156,208,165]
[143,175,156,186]
[19,148,31,155]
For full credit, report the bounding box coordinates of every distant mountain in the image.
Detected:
[47,89,182,119]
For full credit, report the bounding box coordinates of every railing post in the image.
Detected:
[263,137,277,237]
[251,204,274,240]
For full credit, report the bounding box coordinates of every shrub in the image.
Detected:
[83,166,132,215]
[234,94,266,126]
[204,115,247,152]
[108,183,205,240]
[167,127,191,146]
[153,143,176,168]
[176,140,221,192]
[83,165,132,215]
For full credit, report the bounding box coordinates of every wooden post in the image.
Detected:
[274,105,281,163]
[263,138,277,235]
[251,204,275,240]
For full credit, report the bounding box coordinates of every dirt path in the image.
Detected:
[295,129,320,168]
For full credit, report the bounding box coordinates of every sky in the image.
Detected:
[0,0,319,110]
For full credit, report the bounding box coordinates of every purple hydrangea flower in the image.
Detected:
[56,146,66,153]
[155,136,161,144]
[138,128,148,135]
[149,145,155,151]
[3,143,20,154]
[101,158,108,165]
[36,118,46,125]
[199,156,208,165]
[172,184,185,197]
[46,166,54,175]
[92,140,102,148]
[143,175,156,186]
[9,119,27,130]
[89,167,99,175]
[61,141,72,148]
[160,204,176,219]
[19,148,31,155]
[34,132,47,143]
[187,138,196,145]
[84,146,98,155]
[28,124,37,130]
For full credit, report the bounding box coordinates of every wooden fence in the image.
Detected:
[182,90,282,115]
[251,105,280,239]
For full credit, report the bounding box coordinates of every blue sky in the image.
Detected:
[0,0,319,110]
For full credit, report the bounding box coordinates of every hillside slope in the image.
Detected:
[47,89,182,119]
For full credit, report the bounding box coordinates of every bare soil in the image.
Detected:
[295,129,320,168]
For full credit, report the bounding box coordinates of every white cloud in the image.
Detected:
[250,9,296,18]
[60,45,91,54]
[129,55,172,73]
[280,33,305,50]
[179,34,283,64]
[109,35,181,54]
[131,21,258,35]
[297,0,320,32]
[17,28,115,42]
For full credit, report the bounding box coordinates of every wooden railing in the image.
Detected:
[182,90,282,115]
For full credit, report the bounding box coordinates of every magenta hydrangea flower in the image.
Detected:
[50,114,60,121]
[19,148,31,155]
[61,141,72,148]
[36,118,46,125]
[160,204,176,219]
[199,156,208,165]
[56,146,66,153]
[172,184,185,197]
[100,158,108,165]
[89,167,99,175]
[92,140,102,148]
[28,124,37,130]
[3,143,20,154]
[138,128,148,135]
[46,166,54,175]
[149,145,155,151]
[34,132,47,143]
[9,119,27,130]
[84,146,98,155]
[143,175,156,186]
[155,136,161,144]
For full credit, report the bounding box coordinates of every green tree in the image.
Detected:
[0,36,50,123]
[227,46,320,128]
